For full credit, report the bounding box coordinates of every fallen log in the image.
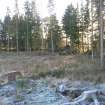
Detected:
[63,89,100,105]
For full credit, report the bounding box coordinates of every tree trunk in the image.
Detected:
[91,0,94,60]
[99,0,104,68]
[26,18,29,53]
[51,30,54,53]
[15,0,19,55]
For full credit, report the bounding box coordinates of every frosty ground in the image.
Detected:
[0,52,105,105]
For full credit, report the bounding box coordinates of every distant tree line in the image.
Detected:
[0,0,61,52]
[62,0,105,67]
[0,0,104,67]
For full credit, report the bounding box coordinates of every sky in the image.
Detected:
[0,0,80,22]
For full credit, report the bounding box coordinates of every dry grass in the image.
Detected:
[0,52,104,84]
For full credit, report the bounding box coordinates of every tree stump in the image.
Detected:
[1,71,22,82]
[7,71,22,81]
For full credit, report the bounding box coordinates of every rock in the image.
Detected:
[68,89,82,99]
[57,83,69,96]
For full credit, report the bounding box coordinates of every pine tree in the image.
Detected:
[48,0,55,53]
[62,4,79,53]
[47,15,61,51]
[31,0,42,50]
[99,0,104,68]
[47,0,61,52]
[24,1,32,52]
[4,7,11,51]
[15,0,19,54]
[24,1,41,51]
[91,0,104,68]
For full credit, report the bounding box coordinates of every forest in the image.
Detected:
[0,0,104,67]
[0,0,105,104]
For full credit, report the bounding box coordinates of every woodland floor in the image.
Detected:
[0,52,105,105]
[0,52,104,83]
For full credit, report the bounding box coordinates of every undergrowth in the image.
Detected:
[31,55,105,83]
